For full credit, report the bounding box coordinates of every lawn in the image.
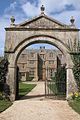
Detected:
[19,82,36,98]
[68,98,80,114]
[0,99,12,113]
[0,82,36,112]
[0,92,12,113]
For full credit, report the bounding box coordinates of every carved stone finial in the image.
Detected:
[10,16,15,25]
[70,16,75,25]
[41,5,45,14]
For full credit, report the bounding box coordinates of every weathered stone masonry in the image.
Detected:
[5,6,80,101]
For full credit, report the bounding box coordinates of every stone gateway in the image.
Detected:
[5,6,79,101]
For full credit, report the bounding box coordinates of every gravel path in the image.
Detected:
[0,82,80,120]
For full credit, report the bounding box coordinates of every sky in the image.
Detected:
[0,0,80,56]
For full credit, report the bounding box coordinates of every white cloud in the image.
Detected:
[69,0,80,10]
[53,10,80,27]
[21,0,80,26]
[0,0,80,56]
[22,2,40,17]
[39,0,80,14]
[4,1,17,14]
[18,0,29,5]
[10,1,17,9]
[39,0,67,14]
[0,1,25,56]
[0,15,27,56]
[0,18,10,56]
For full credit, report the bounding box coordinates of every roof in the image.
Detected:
[18,13,65,27]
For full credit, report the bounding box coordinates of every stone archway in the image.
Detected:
[5,9,79,101]
[5,35,77,101]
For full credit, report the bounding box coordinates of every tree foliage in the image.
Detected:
[0,58,9,92]
[0,58,9,83]
[72,54,80,91]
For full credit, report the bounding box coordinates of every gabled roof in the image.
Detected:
[17,13,66,28]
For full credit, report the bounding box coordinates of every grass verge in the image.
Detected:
[0,82,36,112]
[68,98,80,114]
[0,98,12,113]
[19,82,36,98]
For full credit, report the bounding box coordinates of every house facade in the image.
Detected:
[17,47,65,81]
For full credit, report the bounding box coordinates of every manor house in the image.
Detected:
[17,47,65,81]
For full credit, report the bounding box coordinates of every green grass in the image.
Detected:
[0,98,12,113]
[0,92,12,113]
[69,98,80,114]
[0,82,36,112]
[19,82,36,98]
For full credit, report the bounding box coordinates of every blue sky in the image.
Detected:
[0,0,80,56]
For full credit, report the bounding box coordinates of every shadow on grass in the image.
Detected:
[68,98,80,114]
[18,82,36,100]
[0,98,12,113]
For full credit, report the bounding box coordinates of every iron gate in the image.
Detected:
[45,79,66,100]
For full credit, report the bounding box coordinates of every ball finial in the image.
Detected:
[10,16,15,25]
[41,5,45,14]
[70,16,75,25]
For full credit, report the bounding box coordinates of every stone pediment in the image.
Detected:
[18,14,66,29]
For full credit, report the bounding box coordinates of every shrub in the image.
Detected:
[0,58,10,99]
[72,54,80,91]
[0,58,9,84]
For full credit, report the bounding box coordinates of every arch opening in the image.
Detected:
[16,42,67,100]
[13,36,70,100]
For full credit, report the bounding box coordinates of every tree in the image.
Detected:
[0,58,9,92]
[0,58,9,82]
[72,54,80,91]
